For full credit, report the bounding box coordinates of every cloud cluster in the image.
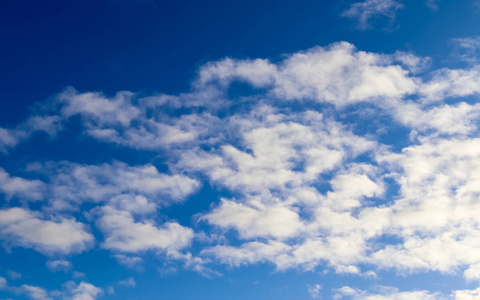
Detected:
[3,41,480,297]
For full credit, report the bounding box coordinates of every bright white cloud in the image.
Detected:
[0,208,94,254]
[97,207,194,253]
[197,42,417,106]
[204,199,304,239]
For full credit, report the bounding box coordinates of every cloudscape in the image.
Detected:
[2,0,480,299]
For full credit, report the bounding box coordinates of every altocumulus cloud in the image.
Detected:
[3,41,480,298]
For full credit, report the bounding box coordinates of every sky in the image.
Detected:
[3,0,480,299]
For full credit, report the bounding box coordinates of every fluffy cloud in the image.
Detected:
[0,208,93,254]
[22,285,52,300]
[97,206,193,253]
[0,168,45,201]
[28,161,200,211]
[69,282,102,300]
[197,42,417,106]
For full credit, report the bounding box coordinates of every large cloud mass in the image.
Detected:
[2,41,480,297]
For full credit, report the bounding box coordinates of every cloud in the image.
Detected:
[30,161,199,212]
[451,36,480,63]
[453,287,480,299]
[46,260,72,272]
[341,0,404,30]
[197,42,416,106]
[333,286,445,299]
[204,199,304,239]
[65,281,102,300]
[0,168,45,201]
[0,208,94,254]
[118,277,136,288]
[308,284,322,299]
[21,285,52,300]
[5,40,480,291]
[425,0,439,10]
[113,254,143,268]
[7,271,21,280]
[0,116,61,153]
[0,276,6,289]
[97,206,194,253]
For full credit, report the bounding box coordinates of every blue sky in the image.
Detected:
[3,0,480,299]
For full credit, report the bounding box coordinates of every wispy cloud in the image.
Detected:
[341,0,404,30]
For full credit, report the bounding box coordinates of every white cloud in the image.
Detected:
[0,208,94,254]
[0,276,6,289]
[453,287,480,299]
[97,207,194,253]
[308,284,322,299]
[197,42,417,106]
[38,161,199,211]
[68,281,102,300]
[333,286,446,300]
[21,285,52,300]
[420,66,480,101]
[118,277,136,288]
[204,199,304,239]
[451,36,480,63]
[46,260,72,272]
[202,241,291,268]
[113,254,143,268]
[341,0,404,30]
[5,39,480,290]
[0,116,61,153]
[0,168,45,201]
[59,88,140,127]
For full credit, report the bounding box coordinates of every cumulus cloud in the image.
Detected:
[0,208,94,254]
[21,285,52,300]
[97,206,194,253]
[197,42,417,106]
[28,161,200,211]
[0,168,45,201]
